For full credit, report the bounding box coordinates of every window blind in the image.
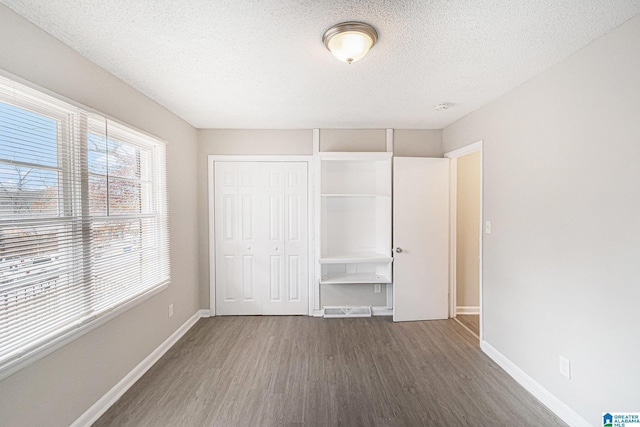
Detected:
[0,75,169,374]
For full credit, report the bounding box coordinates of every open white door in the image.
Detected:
[393,157,449,322]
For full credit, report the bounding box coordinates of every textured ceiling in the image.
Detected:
[2,1,639,129]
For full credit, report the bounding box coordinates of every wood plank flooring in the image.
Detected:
[456,315,480,337]
[94,317,565,427]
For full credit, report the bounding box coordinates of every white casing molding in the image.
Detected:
[444,141,483,159]
[71,309,209,427]
[480,340,591,427]
[456,306,480,315]
[312,129,321,314]
[385,128,394,153]
[444,140,483,340]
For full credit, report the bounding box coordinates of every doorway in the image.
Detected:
[445,141,483,340]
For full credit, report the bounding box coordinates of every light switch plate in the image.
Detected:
[485,220,492,234]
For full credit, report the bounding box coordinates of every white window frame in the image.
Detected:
[0,74,170,380]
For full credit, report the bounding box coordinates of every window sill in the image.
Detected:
[0,281,169,381]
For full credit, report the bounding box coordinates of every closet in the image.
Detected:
[208,130,451,321]
[213,161,308,315]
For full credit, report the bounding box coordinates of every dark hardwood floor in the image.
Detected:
[94,316,565,426]
[456,314,480,337]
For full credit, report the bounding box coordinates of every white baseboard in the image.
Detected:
[456,306,480,315]
[480,340,590,427]
[71,309,208,427]
[371,306,393,316]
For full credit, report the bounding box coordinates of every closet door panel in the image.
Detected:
[264,163,285,304]
[263,162,308,315]
[214,163,239,313]
[237,162,266,311]
[215,162,262,315]
[285,163,308,306]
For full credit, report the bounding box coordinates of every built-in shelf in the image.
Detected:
[320,273,391,285]
[321,193,390,198]
[317,150,393,313]
[319,253,393,264]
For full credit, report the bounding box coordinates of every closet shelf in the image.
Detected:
[321,193,390,198]
[320,273,391,285]
[319,253,393,264]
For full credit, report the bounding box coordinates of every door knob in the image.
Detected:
[274,246,279,251]
[247,246,251,250]
[394,247,403,253]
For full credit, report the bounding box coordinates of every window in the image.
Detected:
[0,76,169,375]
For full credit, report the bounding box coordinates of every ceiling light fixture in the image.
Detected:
[323,21,378,64]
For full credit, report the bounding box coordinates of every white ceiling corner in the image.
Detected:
[2,0,639,129]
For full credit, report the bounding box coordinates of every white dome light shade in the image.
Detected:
[326,31,374,63]
[323,22,378,64]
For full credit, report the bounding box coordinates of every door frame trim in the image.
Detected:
[207,155,315,316]
[444,140,483,341]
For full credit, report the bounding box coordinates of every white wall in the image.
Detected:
[443,14,640,426]
[394,129,443,157]
[0,5,200,427]
[456,151,480,309]
[320,129,386,152]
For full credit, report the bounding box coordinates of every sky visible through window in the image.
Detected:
[0,101,58,189]
[0,101,147,218]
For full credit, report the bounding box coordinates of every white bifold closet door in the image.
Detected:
[214,162,308,315]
